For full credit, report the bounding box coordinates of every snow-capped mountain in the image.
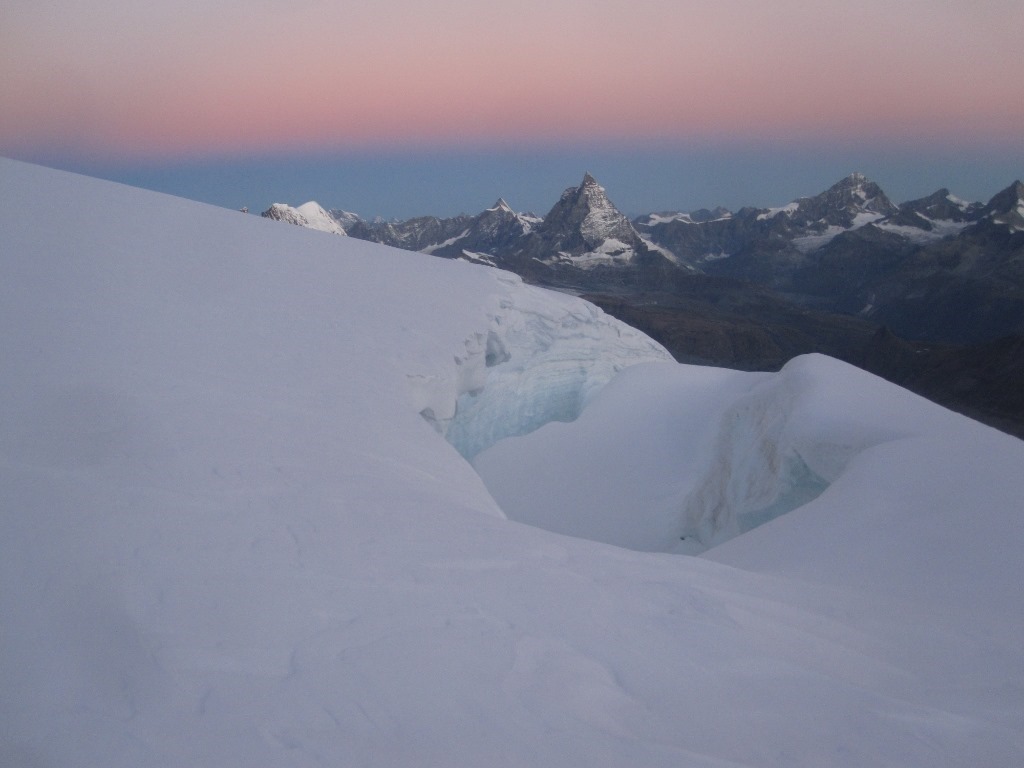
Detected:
[890,187,982,224]
[637,173,981,270]
[423,198,539,265]
[874,188,982,243]
[774,171,899,228]
[326,207,362,230]
[979,179,1024,234]
[522,172,657,268]
[790,179,1024,342]
[346,212,473,252]
[3,158,1024,767]
[268,173,668,274]
[261,200,348,235]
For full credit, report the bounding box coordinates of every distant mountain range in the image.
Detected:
[262,172,1024,437]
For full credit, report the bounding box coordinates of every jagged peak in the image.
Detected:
[261,202,303,221]
[488,197,514,214]
[558,172,611,206]
[985,180,1024,210]
[829,172,877,192]
[815,173,897,213]
[981,180,1024,233]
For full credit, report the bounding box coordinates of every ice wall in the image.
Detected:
[405,273,672,460]
[472,351,936,555]
[678,363,834,548]
[678,355,933,549]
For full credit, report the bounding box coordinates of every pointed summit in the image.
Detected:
[893,188,983,228]
[789,173,898,228]
[488,198,514,214]
[981,180,1024,233]
[513,173,680,270]
[986,180,1024,210]
[541,173,637,251]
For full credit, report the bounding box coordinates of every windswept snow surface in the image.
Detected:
[3,159,1024,768]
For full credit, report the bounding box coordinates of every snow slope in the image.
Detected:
[2,158,1024,768]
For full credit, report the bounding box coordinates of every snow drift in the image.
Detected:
[2,158,1024,768]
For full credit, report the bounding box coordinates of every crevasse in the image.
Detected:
[410,274,672,460]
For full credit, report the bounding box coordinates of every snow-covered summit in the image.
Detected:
[530,172,662,268]
[749,173,902,252]
[261,200,348,235]
[488,197,514,214]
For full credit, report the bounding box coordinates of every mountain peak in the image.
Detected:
[811,173,898,220]
[528,174,654,266]
[489,197,514,214]
[982,180,1024,233]
[831,172,875,192]
[262,201,348,236]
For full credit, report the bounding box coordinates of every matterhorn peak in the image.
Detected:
[576,173,616,210]
[524,172,656,267]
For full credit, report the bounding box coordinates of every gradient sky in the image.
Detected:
[3,0,1023,217]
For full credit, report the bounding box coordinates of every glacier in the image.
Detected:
[2,158,1024,768]
[429,279,671,459]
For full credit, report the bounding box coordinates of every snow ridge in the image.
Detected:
[261,201,348,236]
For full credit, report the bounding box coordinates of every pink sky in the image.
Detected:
[3,0,1023,161]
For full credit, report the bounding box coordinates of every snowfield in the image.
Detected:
[2,158,1024,767]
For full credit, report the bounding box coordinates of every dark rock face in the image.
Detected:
[535,173,643,254]
[503,174,675,279]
